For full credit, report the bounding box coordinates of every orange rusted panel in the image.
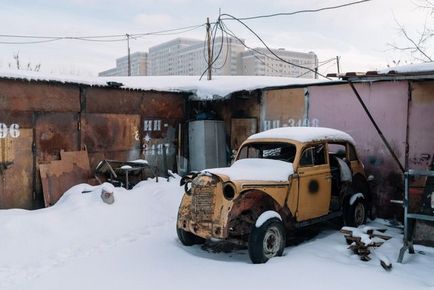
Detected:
[85,88,185,120]
[85,87,143,114]
[39,149,92,207]
[0,111,33,129]
[139,92,185,119]
[83,113,140,152]
[0,79,79,112]
[83,113,141,169]
[0,129,33,209]
[35,112,80,162]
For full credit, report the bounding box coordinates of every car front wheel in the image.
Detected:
[248,218,286,264]
[177,227,205,246]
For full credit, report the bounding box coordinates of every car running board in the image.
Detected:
[295,211,343,229]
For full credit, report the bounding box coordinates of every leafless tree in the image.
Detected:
[388,0,433,62]
[8,52,41,72]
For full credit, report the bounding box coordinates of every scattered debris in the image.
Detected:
[101,187,115,205]
[341,226,392,270]
[95,159,158,189]
[201,240,246,254]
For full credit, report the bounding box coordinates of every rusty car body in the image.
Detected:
[177,127,372,263]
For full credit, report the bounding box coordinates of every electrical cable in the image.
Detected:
[219,14,331,79]
[0,24,206,44]
[220,0,372,21]
[295,57,336,78]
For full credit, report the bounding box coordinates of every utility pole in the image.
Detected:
[126,34,131,76]
[206,17,212,80]
[336,56,341,75]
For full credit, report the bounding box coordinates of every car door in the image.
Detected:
[296,143,332,221]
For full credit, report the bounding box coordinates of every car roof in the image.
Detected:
[247,127,355,144]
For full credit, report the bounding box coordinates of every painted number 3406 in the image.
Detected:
[0,123,20,138]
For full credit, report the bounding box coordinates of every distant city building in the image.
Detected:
[241,48,318,78]
[99,38,318,78]
[174,36,246,76]
[99,52,148,76]
[148,38,202,76]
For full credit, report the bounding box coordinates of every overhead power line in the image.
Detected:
[220,0,372,21]
[0,24,206,44]
[218,14,331,79]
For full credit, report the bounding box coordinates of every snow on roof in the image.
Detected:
[377,62,434,75]
[0,69,329,100]
[247,127,355,144]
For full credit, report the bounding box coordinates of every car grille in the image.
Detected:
[191,186,214,223]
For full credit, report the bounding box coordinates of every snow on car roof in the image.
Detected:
[247,127,355,144]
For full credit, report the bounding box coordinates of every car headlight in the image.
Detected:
[223,182,236,200]
[184,180,192,196]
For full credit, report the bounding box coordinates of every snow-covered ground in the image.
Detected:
[1,177,433,290]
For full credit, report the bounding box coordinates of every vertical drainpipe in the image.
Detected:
[304,87,310,123]
[139,93,144,159]
[78,86,86,150]
[259,90,266,131]
[31,112,37,205]
[404,81,412,171]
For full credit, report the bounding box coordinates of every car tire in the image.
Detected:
[248,218,286,264]
[177,227,205,246]
[344,198,367,227]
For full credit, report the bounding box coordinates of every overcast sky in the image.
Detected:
[0,0,431,77]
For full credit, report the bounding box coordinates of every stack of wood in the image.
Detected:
[340,226,392,270]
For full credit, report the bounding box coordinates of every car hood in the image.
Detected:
[204,158,294,182]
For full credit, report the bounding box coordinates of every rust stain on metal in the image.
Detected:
[85,87,142,114]
[36,112,79,161]
[83,113,140,153]
[0,129,33,209]
[0,79,79,112]
[39,149,92,207]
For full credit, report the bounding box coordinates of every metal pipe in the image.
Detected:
[348,81,405,173]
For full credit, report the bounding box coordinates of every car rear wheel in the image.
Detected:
[344,198,367,227]
[248,218,286,264]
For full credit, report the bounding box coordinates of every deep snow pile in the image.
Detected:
[0,177,434,290]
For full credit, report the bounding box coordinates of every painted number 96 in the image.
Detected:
[0,123,20,138]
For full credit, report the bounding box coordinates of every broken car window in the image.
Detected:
[300,144,326,166]
[238,142,296,163]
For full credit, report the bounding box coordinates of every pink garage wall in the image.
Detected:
[308,81,409,216]
[408,82,434,173]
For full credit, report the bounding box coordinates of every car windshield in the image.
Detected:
[237,142,296,163]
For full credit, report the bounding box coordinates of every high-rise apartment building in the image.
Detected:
[241,48,318,78]
[148,38,202,76]
[176,37,246,76]
[99,38,318,79]
[99,52,148,76]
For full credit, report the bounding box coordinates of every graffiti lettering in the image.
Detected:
[287,118,319,127]
[0,123,20,138]
[144,120,162,132]
[410,153,434,167]
[263,118,319,131]
[145,143,170,156]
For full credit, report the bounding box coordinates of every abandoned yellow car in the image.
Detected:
[177,127,373,263]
